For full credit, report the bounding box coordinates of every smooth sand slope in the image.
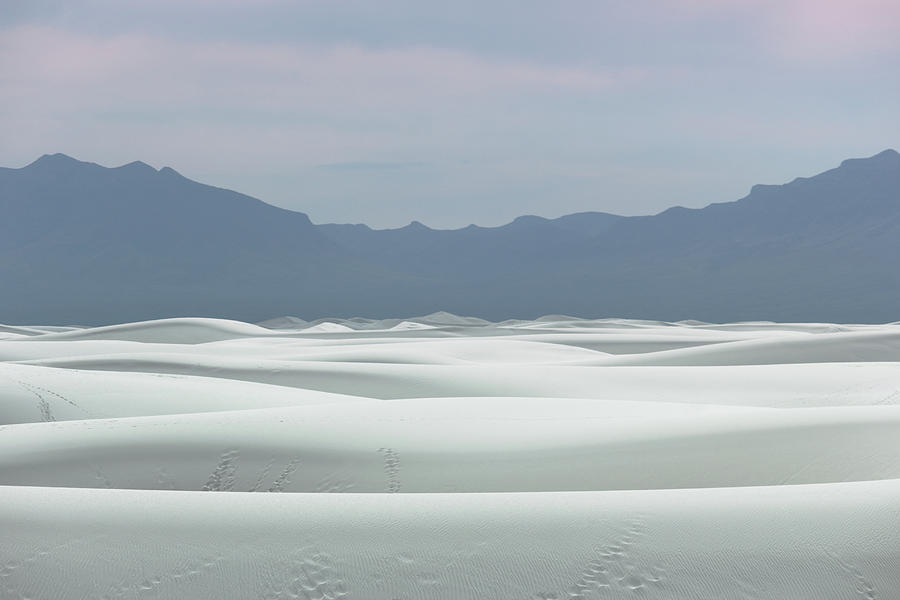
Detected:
[1,315,898,599]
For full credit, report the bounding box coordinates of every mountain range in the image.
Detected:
[2,149,899,324]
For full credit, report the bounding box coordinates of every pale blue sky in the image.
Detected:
[2,0,898,228]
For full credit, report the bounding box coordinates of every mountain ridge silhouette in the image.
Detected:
[1,150,898,324]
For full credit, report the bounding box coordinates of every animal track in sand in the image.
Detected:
[201,453,304,493]
[267,457,301,493]
[261,548,349,600]
[14,379,92,422]
[378,447,401,493]
[100,554,226,599]
[247,458,277,492]
[563,515,666,599]
[202,449,239,492]
[17,382,55,422]
[824,548,877,600]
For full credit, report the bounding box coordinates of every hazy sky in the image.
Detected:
[2,1,899,228]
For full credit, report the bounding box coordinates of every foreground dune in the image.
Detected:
[3,480,898,599]
[1,315,898,598]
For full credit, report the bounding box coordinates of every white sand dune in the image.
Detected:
[1,315,898,598]
[29,317,276,343]
[256,316,309,329]
[18,354,900,407]
[1,481,898,599]
[0,331,762,361]
[1,403,898,492]
[591,327,900,366]
[0,324,46,337]
[0,363,368,425]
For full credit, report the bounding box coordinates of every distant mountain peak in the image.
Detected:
[510,215,548,226]
[22,154,172,176]
[839,148,899,169]
[25,153,87,169]
[115,160,157,174]
[159,166,182,177]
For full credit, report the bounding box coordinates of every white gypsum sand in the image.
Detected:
[1,315,898,599]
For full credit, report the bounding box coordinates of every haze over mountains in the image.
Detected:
[2,150,899,325]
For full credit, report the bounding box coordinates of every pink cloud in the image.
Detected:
[667,0,900,60]
[770,0,900,60]
[0,26,650,172]
[0,26,644,109]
